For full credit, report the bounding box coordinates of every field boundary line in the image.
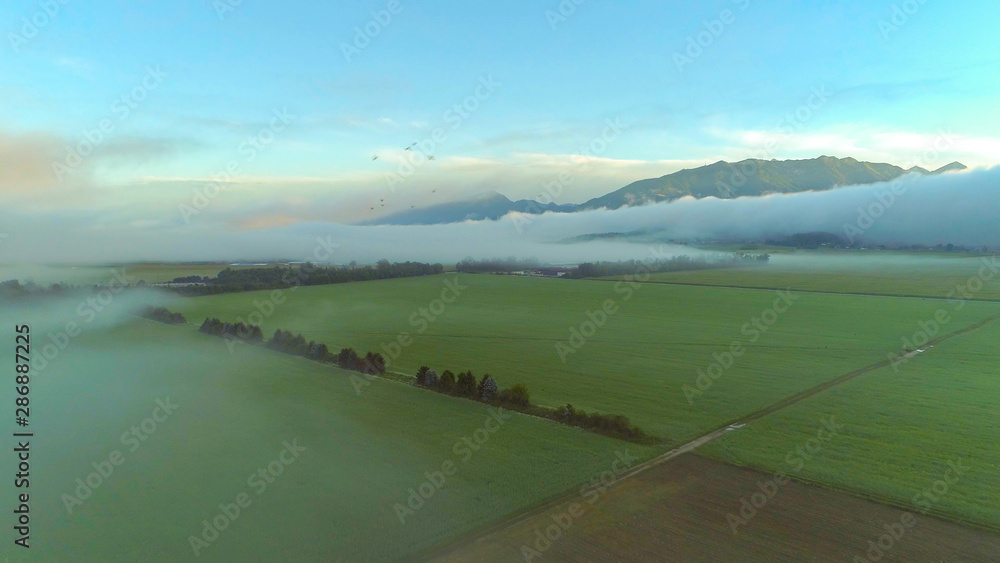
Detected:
[583,277,1000,303]
[420,311,1000,561]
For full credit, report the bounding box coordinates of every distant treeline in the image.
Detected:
[140,306,187,325]
[0,280,74,300]
[765,232,846,249]
[0,279,135,302]
[170,275,211,283]
[456,257,541,273]
[568,253,770,278]
[198,316,655,444]
[170,261,444,296]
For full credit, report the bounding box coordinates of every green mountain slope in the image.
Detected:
[579,156,966,210]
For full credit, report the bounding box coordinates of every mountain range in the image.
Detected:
[363,156,967,226]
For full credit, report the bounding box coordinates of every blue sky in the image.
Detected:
[2,0,998,229]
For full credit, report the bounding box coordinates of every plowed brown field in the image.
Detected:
[431,454,1000,563]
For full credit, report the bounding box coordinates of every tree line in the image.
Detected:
[568,253,770,278]
[140,306,187,324]
[199,318,387,376]
[171,261,444,296]
[0,280,76,300]
[195,314,655,443]
[411,366,653,443]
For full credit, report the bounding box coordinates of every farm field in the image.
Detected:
[171,273,1000,444]
[609,254,1000,300]
[5,307,654,562]
[701,316,1000,530]
[433,453,1000,562]
[122,262,234,283]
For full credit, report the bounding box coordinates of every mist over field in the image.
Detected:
[5,1,1000,560]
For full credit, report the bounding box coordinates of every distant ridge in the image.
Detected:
[362,156,966,225]
[577,156,967,211]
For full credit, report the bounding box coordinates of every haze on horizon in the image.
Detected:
[2,0,999,263]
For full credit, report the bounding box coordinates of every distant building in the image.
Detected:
[535,267,572,277]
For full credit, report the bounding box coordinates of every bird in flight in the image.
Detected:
[427,155,436,160]
[404,142,417,151]
[372,155,379,161]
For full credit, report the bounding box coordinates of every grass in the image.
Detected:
[170,273,1000,444]
[611,254,1000,300]
[11,315,656,562]
[433,454,1000,562]
[700,316,1000,530]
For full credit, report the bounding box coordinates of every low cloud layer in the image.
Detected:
[514,166,999,248]
[0,167,995,265]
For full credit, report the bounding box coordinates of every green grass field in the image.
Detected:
[700,316,1000,530]
[613,254,1000,300]
[170,273,1000,444]
[6,312,653,562]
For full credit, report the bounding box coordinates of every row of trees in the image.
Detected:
[199,318,387,376]
[199,318,265,343]
[0,280,78,300]
[551,404,650,442]
[411,364,652,442]
[140,306,187,325]
[569,253,770,278]
[196,317,654,443]
[173,261,444,296]
[414,367,515,404]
